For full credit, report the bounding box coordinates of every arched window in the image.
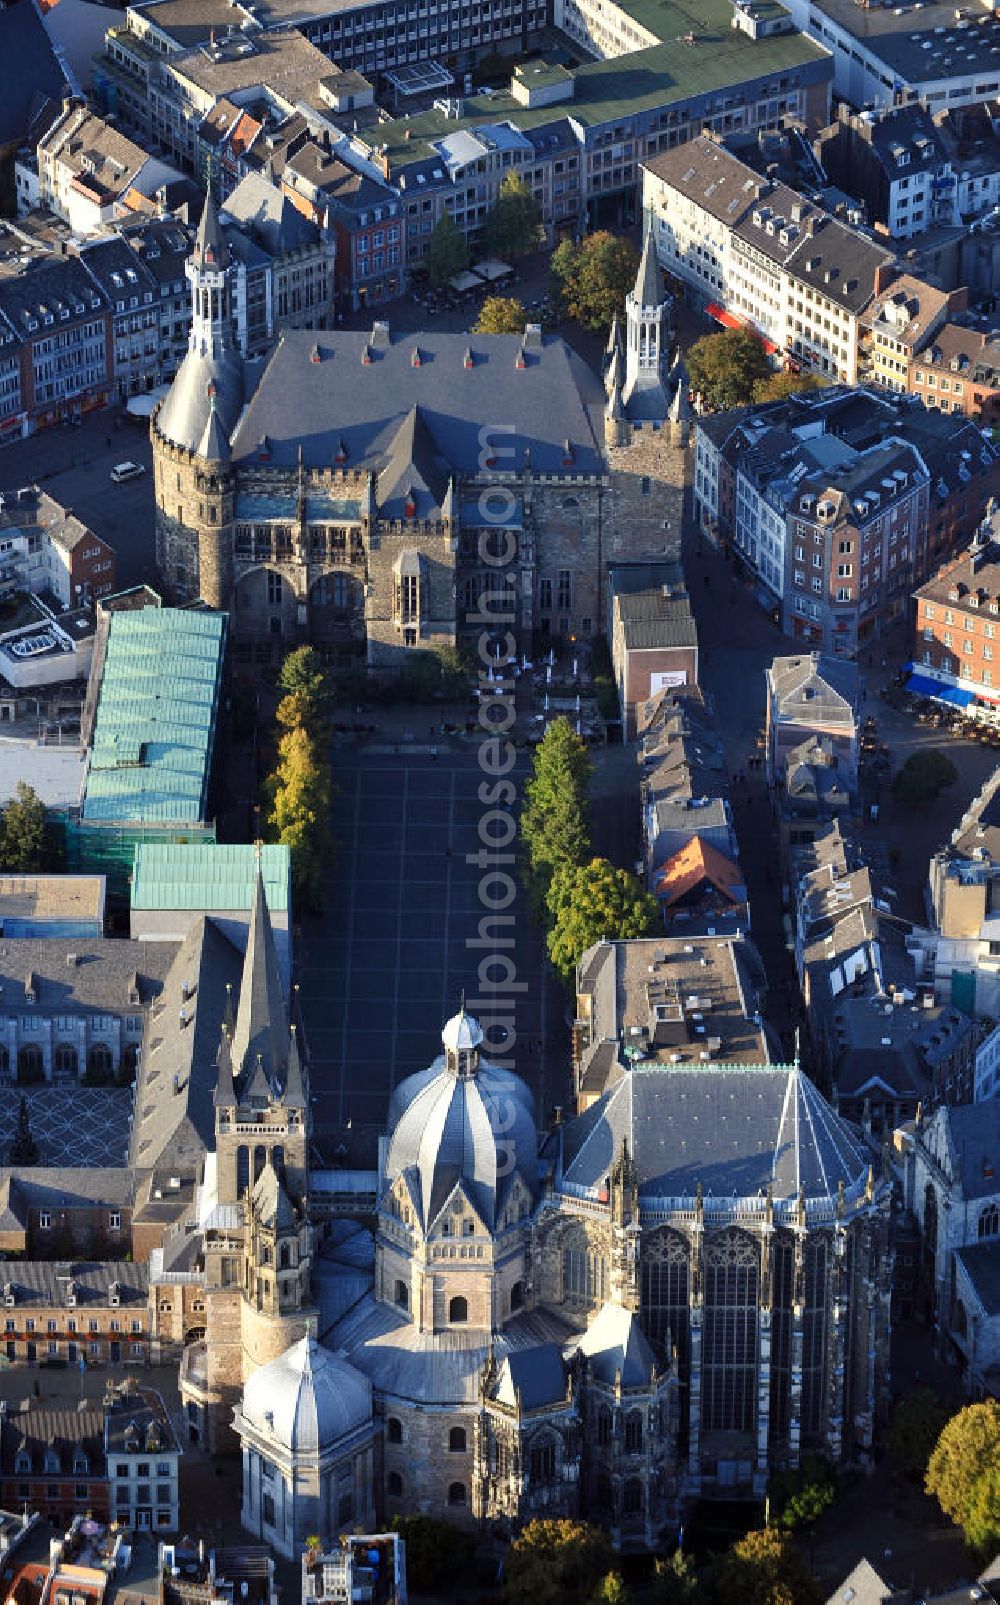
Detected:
[641,1228,690,1366]
[17,1045,43,1083]
[510,1280,524,1312]
[279,1242,290,1270]
[0,1045,8,1076]
[562,1224,607,1307]
[87,1043,113,1077]
[802,1233,830,1443]
[979,1202,999,1240]
[597,1406,612,1448]
[449,1426,466,1453]
[253,1144,267,1182]
[448,1482,466,1507]
[387,1471,403,1497]
[624,1412,643,1455]
[53,1044,78,1075]
[387,1417,403,1444]
[703,1230,759,1434]
[394,1280,409,1310]
[449,1295,468,1324]
[529,1438,555,1483]
[923,1182,939,1287]
[623,1478,643,1517]
[236,1146,249,1196]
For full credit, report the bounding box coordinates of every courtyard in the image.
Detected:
[297,744,560,1147]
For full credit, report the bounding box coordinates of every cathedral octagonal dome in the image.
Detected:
[384,1010,538,1231]
[241,1336,371,1456]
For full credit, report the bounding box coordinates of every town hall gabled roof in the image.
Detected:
[229,327,605,476]
[376,404,450,520]
[558,1063,870,1212]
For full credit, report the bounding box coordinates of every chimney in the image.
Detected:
[873,262,896,296]
[381,152,390,181]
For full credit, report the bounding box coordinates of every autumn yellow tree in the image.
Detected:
[266,723,331,909]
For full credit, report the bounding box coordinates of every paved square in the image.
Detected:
[0,1086,133,1167]
[298,748,550,1135]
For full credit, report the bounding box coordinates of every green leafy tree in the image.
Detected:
[706,1527,822,1605]
[890,1387,955,1483]
[482,173,541,259]
[0,780,47,872]
[752,370,827,403]
[474,294,527,334]
[552,232,640,331]
[767,1458,838,1533]
[891,748,958,808]
[686,328,772,413]
[426,213,470,287]
[276,645,330,735]
[388,1515,474,1593]
[520,717,592,910]
[547,856,659,983]
[926,1399,1000,1559]
[505,1519,612,1605]
[396,644,470,703]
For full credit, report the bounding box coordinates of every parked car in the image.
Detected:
[110,461,145,483]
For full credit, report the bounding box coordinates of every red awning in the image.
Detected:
[705,303,779,356]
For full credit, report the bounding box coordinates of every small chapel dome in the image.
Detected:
[241,1336,371,1455]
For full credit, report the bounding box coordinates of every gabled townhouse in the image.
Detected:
[643,134,899,383]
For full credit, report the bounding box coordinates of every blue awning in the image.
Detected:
[906,671,974,707]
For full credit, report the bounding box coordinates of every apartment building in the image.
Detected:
[0,257,113,435]
[0,1265,150,1369]
[914,537,1000,711]
[643,136,896,382]
[696,385,1000,650]
[863,275,965,393]
[267,141,397,310]
[0,487,117,607]
[29,101,184,236]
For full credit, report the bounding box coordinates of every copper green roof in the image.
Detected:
[83,608,226,827]
[130,842,291,911]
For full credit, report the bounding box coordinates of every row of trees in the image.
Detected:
[889,1388,1000,1562]
[520,718,657,983]
[263,647,333,911]
[503,1518,823,1605]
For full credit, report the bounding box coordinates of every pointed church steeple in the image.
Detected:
[284,1021,307,1112]
[621,220,671,423]
[214,1025,237,1110]
[193,189,230,272]
[230,857,289,1100]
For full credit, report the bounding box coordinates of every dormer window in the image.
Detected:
[15,1451,30,1476]
[73,1451,88,1474]
[44,1447,60,1475]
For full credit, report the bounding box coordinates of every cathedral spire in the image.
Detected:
[284,1021,307,1112]
[214,1024,237,1109]
[193,189,230,272]
[230,856,288,1098]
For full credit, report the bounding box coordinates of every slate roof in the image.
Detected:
[921,1101,1000,1201]
[570,1301,657,1387]
[327,1295,573,1405]
[0,2,67,148]
[0,937,174,1014]
[0,1406,104,1479]
[0,1261,148,1308]
[769,652,858,724]
[559,1063,870,1209]
[824,1559,900,1605]
[492,1343,568,1409]
[229,867,291,1099]
[222,171,318,255]
[230,328,605,477]
[105,1388,180,1455]
[955,1240,1000,1316]
[128,916,243,1177]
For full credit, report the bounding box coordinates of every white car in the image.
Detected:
[110,461,145,483]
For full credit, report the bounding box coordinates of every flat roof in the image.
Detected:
[82,608,226,827]
[167,28,331,98]
[130,841,290,910]
[805,0,1000,88]
[0,874,104,922]
[0,737,86,809]
[376,0,829,166]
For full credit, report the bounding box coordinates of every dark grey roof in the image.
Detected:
[222,171,319,254]
[633,228,661,312]
[0,5,67,147]
[824,1559,900,1605]
[572,1301,657,1387]
[129,916,243,1177]
[769,652,858,721]
[230,867,289,1099]
[231,328,605,476]
[559,1063,870,1208]
[193,190,229,272]
[384,1029,537,1230]
[785,215,895,315]
[955,1241,1000,1317]
[105,1389,180,1455]
[78,236,158,306]
[376,404,449,520]
[924,1102,1000,1202]
[0,936,175,1013]
[3,1168,134,1207]
[0,1261,148,1308]
[156,339,245,457]
[492,1343,568,1409]
[0,1405,104,1478]
[0,256,106,338]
